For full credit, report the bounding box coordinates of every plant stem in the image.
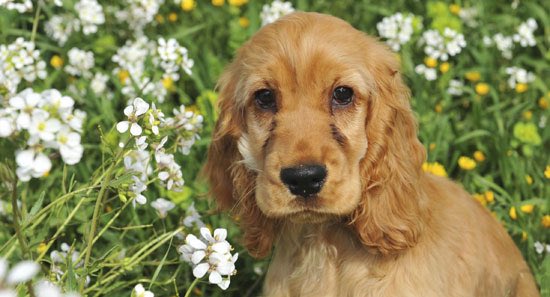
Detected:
[11,176,30,258]
[30,0,42,43]
[184,278,201,297]
[79,161,118,293]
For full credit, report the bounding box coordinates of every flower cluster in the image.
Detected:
[0,0,32,12]
[0,88,85,181]
[513,18,537,47]
[0,38,47,99]
[156,37,194,81]
[414,64,437,81]
[112,36,194,102]
[151,198,175,218]
[50,243,88,285]
[45,15,81,46]
[260,0,295,26]
[178,228,238,290]
[115,0,165,34]
[75,0,105,35]
[116,97,202,205]
[484,33,514,59]
[376,13,415,51]
[65,48,95,78]
[447,79,464,96]
[422,28,466,61]
[505,67,535,90]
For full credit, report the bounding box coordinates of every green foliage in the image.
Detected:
[0,0,549,296]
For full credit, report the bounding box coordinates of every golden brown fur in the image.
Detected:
[204,12,540,297]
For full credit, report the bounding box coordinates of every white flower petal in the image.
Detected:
[116,121,129,133]
[185,234,207,250]
[130,123,142,136]
[191,250,206,264]
[6,261,39,284]
[213,228,227,242]
[192,263,209,278]
[200,227,214,243]
[208,271,222,284]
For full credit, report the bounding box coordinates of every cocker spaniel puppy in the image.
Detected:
[204,12,539,297]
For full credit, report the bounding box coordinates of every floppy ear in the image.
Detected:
[350,44,426,255]
[203,63,277,258]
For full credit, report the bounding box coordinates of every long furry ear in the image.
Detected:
[203,63,277,258]
[351,45,426,255]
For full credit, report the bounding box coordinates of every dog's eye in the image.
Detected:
[254,89,276,110]
[332,86,354,106]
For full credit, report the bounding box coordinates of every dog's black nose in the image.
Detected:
[280,164,327,197]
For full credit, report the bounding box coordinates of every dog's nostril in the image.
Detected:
[280,164,327,198]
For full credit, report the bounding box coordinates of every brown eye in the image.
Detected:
[254,89,276,110]
[332,86,354,106]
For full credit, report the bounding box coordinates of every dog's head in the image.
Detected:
[204,12,426,257]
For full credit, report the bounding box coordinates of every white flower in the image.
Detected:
[492,33,514,59]
[183,203,205,228]
[376,13,415,51]
[45,15,80,46]
[42,89,75,113]
[0,108,16,137]
[513,18,537,47]
[55,127,84,165]
[422,28,466,61]
[534,241,550,255]
[9,88,42,129]
[75,0,105,35]
[260,0,295,26]
[124,149,151,181]
[0,39,46,98]
[34,280,81,297]
[156,38,194,79]
[115,0,163,34]
[458,7,478,28]
[130,176,147,206]
[0,0,32,12]
[90,72,109,95]
[447,79,464,96]
[117,97,150,136]
[178,228,238,290]
[65,48,94,78]
[0,258,39,288]
[166,105,203,154]
[415,64,437,81]
[505,67,535,89]
[155,151,184,191]
[28,110,61,142]
[132,284,154,297]
[151,198,175,218]
[15,148,52,181]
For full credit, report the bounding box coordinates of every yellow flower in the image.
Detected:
[524,175,533,185]
[539,97,548,109]
[422,162,447,177]
[473,194,486,206]
[509,206,517,220]
[439,62,450,73]
[544,165,550,179]
[515,83,528,93]
[465,71,480,82]
[429,143,436,151]
[458,156,476,170]
[475,83,489,96]
[168,12,178,22]
[434,103,442,113]
[181,0,196,11]
[484,191,494,203]
[424,57,437,68]
[520,204,534,214]
[473,150,485,162]
[228,0,247,6]
[37,242,48,254]
[50,55,64,69]
[155,14,165,23]
[212,0,224,6]
[522,110,532,120]
[118,69,130,84]
[542,215,550,228]
[238,17,250,28]
[162,76,174,91]
[521,231,527,242]
[449,4,461,15]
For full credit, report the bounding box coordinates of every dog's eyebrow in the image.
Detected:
[330,123,347,147]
